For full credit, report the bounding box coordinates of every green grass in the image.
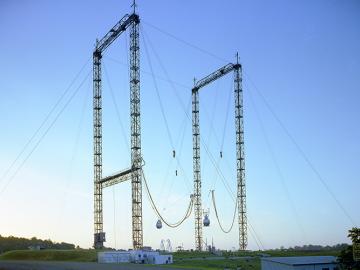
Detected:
[0,249,97,262]
[0,249,341,270]
[169,258,260,270]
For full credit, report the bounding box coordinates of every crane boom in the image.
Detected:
[94,13,139,54]
[192,63,240,92]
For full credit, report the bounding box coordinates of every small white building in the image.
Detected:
[98,250,173,265]
[261,256,339,270]
[98,251,130,263]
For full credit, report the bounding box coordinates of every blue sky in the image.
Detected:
[0,0,359,250]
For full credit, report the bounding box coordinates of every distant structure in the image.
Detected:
[191,56,247,250]
[92,8,142,249]
[160,239,172,252]
[98,250,173,265]
[261,256,339,270]
[91,2,247,252]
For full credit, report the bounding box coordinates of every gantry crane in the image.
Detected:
[93,11,143,249]
[192,58,247,250]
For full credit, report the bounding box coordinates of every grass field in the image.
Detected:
[171,258,260,270]
[0,249,341,270]
[0,249,97,262]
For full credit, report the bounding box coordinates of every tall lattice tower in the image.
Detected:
[191,58,247,251]
[92,10,142,249]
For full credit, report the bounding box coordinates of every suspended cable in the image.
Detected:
[141,26,235,199]
[0,57,91,187]
[57,79,91,227]
[163,103,191,206]
[247,83,308,241]
[141,26,193,193]
[211,190,237,233]
[220,80,233,152]
[103,63,131,155]
[142,169,194,228]
[206,80,220,147]
[141,29,175,150]
[112,187,117,249]
[0,71,91,195]
[105,56,190,90]
[244,71,356,226]
[247,220,263,250]
[142,21,229,64]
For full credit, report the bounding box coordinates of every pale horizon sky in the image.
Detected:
[0,0,359,251]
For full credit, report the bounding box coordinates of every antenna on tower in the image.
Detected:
[236,52,239,64]
[131,0,137,14]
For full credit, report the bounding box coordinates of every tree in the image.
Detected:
[338,227,360,270]
[348,227,360,244]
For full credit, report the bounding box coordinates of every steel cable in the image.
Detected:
[211,190,237,233]
[142,169,194,228]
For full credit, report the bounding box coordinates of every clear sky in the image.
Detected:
[0,0,359,251]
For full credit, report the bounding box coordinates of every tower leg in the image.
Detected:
[234,65,247,250]
[192,89,202,251]
[93,50,105,249]
[129,17,143,250]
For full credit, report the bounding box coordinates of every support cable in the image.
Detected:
[0,58,90,187]
[105,56,190,90]
[142,21,229,64]
[0,71,91,195]
[142,31,175,149]
[142,169,194,228]
[57,79,91,226]
[141,27,193,192]
[103,64,131,154]
[211,190,237,233]
[247,83,307,241]
[112,187,117,249]
[244,72,356,226]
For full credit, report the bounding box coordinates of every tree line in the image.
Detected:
[0,235,75,253]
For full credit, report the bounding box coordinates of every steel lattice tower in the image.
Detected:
[191,59,247,251]
[234,64,247,250]
[192,88,202,251]
[129,16,143,250]
[93,48,104,249]
[92,12,141,250]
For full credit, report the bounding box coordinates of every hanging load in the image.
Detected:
[156,219,162,229]
[175,170,178,176]
[173,150,176,158]
[203,214,210,227]
[220,151,223,158]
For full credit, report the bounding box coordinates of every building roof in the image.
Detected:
[262,256,337,266]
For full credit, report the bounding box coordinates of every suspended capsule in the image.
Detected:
[203,214,210,227]
[156,219,162,229]
[175,170,178,176]
[220,151,223,158]
[173,150,176,158]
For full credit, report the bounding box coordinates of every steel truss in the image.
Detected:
[92,12,142,249]
[191,61,247,251]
